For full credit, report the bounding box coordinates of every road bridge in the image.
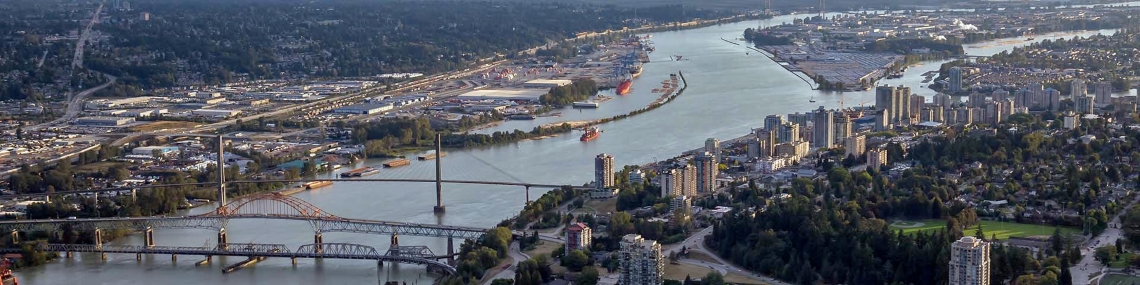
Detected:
[2,243,456,275]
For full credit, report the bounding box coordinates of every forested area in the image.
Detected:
[540,79,599,106]
[80,0,729,88]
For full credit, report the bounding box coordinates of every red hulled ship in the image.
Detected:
[580,127,600,142]
[616,79,632,95]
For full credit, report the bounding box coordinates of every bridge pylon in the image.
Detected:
[433,133,445,214]
[9,230,17,245]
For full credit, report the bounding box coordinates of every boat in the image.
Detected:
[1026,37,1035,41]
[418,152,447,160]
[809,96,816,103]
[673,55,683,61]
[340,167,381,177]
[508,114,536,120]
[303,181,333,189]
[616,79,632,95]
[573,101,600,108]
[580,127,600,142]
[0,259,17,285]
[383,159,411,168]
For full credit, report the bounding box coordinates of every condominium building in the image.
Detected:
[595,153,614,189]
[845,135,866,158]
[565,223,592,254]
[868,148,888,170]
[949,236,990,285]
[659,168,682,198]
[948,67,963,92]
[694,152,717,193]
[1071,78,1088,97]
[812,106,834,149]
[764,114,784,133]
[620,234,664,285]
[1095,81,1113,107]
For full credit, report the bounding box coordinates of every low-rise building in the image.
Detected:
[76,116,135,126]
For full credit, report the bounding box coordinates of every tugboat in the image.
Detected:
[580,127,600,142]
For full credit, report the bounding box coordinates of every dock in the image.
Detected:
[383,159,411,168]
[418,152,447,161]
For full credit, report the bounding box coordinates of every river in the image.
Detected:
[15,12,1132,285]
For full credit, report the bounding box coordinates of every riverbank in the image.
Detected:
[532,71,688,137]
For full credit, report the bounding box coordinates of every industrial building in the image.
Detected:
[75,116,135,126]
[192,109,243,118]
[333,103,395,115]
[522,79,573,89]
[456,89,548,101]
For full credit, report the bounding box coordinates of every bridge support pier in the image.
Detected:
[9,230,18,244]
[93,228,103,249]
[172,254,177,262]
[100,252,107,260]
[143,227,155,248]
[65,251,72,258]
[447,237,455,264]
[314,232,324,254]
[525,186,530,204]
[136,253,142,261]
[291,257,297,265]
[390,234,399,247]
[218,229,228,250]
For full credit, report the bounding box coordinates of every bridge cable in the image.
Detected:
[459,152,527,184]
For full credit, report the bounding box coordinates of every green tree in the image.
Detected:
[1095,245,1118,266]
[701,272,725,285]
[577,267,600,285]
[562,249,590,271]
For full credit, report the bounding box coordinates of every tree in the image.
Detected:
[562,249,590,271]
[1095,245,1118,266]
[577,267,600,285]
[701,272,726,285]
[491,279,514,285]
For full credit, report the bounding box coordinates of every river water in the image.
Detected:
[16,12,1128,285]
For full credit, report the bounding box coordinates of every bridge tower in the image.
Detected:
[433,133,445,214]
[217,135,229,249]
[217,228,228,250]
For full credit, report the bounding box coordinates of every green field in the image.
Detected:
[1099,274,1140,285]
[888,219,1080,239]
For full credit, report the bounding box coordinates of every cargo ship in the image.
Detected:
[383,158,411,168]
[340,167,381,177]
[629,65,643,77]
[418,152,447,160]
[580,127,600,142]
[616,79,632,95]
[303,181,333,189]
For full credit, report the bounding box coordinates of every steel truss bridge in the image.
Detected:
[0,192,487,239]
[0,243,456,275]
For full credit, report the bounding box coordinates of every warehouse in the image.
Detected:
[192,109,243,118]
[522,79,572,89]
[131,146,181,157]
[456,89,548,102]
[76,116,135,126]
[333,103,394,115]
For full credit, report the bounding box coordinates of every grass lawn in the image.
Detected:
[76,161,128,173]
[579,198,617,215]
[888,219,1080,239]
[1099,274,1140,285]
[524,240,563,258]
[1110,253,1136,269]
[663,263,769,285]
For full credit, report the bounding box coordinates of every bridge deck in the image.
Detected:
[24,243,456,274]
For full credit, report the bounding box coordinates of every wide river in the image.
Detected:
[18,10,1134,285]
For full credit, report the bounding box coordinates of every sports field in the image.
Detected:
[888,219,1079,239]
[1099,274,1140,285]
